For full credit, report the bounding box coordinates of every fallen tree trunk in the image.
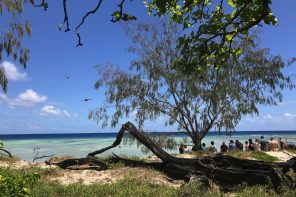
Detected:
[46,157,108,170]
[87,122,296,190]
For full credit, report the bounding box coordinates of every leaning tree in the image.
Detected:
[89,22,294,149]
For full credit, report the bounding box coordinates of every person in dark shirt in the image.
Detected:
[248,139,255,151]
[235,140,243,151]
[259,136,268,151]
[179,143,184,154]
[220,141,228,153]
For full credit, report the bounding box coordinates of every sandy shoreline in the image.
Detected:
[1,150,295,186]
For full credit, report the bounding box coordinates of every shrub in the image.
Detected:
[0,168,40,197]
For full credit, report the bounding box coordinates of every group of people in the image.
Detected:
[179,136,293,154]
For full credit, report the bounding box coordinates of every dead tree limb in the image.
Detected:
[87,121,296,190]
[33,154,55,162]
[0,148,13,157]
[45,157,108,170]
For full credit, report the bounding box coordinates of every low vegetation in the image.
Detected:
[0,151,294,196]
[0,166,295,197]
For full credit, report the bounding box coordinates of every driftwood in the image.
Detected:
[33,154,55,162]
[0,148,13,157]
[86,122,296,190]
[45,157,108,170]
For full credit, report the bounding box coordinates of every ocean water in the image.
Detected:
[1,131,296,161]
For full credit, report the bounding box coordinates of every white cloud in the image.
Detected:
[18,89,47,103]
[0,89,47,108]
[0,61,28,81]
[284,113,296,118]
[40,105,78,118]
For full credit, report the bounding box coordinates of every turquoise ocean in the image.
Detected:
[1,131,296,161]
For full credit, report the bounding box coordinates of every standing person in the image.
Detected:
[245,141,249,151]
[220,141,228,153]
[248,139,255,151]
[229,140,237,151]
[207,141,217,152]
[235,140,243,151]
[259,136,268,151]
[179,143,184,154]
[278,138,284,151]
[254,139,261,151]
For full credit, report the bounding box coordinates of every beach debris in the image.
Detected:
[32,147,55,162]
[0,141,13,157]
[45,157,107,170]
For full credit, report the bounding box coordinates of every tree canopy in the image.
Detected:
[90,22,294,147]
[0,0,278,93]
[0,0,35,93]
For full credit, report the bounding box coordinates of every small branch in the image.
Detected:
[0,148,13,157]
[33,154,55,162]
[76,33,83,47]
[74,0,103,47]
[59,0,70,32]
[76,0,103,31]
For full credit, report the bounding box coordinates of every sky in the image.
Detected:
[0,0,296,134]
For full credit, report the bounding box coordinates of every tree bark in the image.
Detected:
[87,122,296,190]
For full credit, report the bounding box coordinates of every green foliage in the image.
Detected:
[145,0,278,72]
[91,22,294,147]
[0,0,35,93]
[0,168,40,197]
[0,0,279,93]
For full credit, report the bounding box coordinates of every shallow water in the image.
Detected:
[1,131,296,161]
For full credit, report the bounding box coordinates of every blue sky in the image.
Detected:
[0,0,296,134]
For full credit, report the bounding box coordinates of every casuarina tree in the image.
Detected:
[89,22,294,148]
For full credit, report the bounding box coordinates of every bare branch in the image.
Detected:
[75,0,103,31]
[76,33,83,47]
[59,0,70,32]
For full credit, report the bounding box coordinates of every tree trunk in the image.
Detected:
[87,122,296,190]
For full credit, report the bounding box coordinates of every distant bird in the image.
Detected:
[64,75,70,79]
[82,99,92,102]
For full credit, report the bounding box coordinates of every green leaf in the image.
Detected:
[227,0,236,7]
[225,33,235,41]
